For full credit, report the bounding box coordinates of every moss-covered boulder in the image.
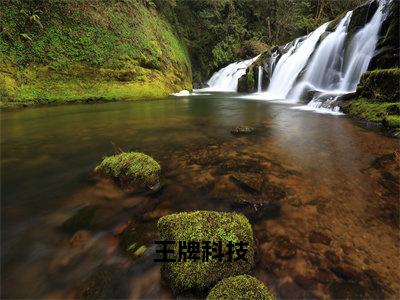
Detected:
[157,211,255,294]
[238,66,256,93]
[356,68,400,102]
[206,275,275,300]
[95,152,161,191]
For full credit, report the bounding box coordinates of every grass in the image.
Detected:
[157,210,255,294]
[206,275,275,300]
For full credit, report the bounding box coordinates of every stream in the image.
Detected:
[1,93,399,298]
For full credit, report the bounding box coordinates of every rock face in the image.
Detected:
[356,68,400,102]
[238,51,272,93]
[94,152,161,192]
[206,275,274,300]
[157,211,255,294]
[369,0,399,69]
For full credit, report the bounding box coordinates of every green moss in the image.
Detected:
[206,275,275,300]
[238,67,255,93]
[383,115,400,128]
[357,68,400,102]
[157,210,255,294]
[343,98,400,123]
[95,152,161,188]
[0,0,191,107]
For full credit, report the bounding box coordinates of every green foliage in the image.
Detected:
[95,152,161,187]
[157,0,364,82]
[157,211,255,294]
[207,275,275,300]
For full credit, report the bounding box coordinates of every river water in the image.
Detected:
[1,93,399,298]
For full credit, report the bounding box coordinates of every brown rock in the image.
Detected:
[329,282,366,299]
[330,264,362,281]
[315,269,334,284]
[274,236,297,259]
[294,274,316,289]
[70,230,93,248]
[113,221,132,236]
[324,250,340,265]
[278,282,306,299]
[309,231,332,245]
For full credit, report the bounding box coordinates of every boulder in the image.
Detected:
[94,152,161,192]
[157,211,255,293]
[206,275,274,300]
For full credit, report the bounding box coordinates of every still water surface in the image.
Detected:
[1,93,399,298]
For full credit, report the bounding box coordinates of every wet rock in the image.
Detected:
[231,198,280,221]
[113,221,132,236]
[229,175,262,195]
[330,264,362,282]
[274,236,297,259]
[309,231,331,245]
[314,269,334,284]
[324,250,340,265]
[94,152,161,193]
[157,211,254,294]
[70,230,93,248]
[278,282,306,299]
[329,282,366,299]
[76,266,125,299]
[290,199,302,207]
[231,125,255,135]
[294,275,316,289]
[206,275,275,300]
[61,205,98,233]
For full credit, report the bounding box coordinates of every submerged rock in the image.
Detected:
[231,125,255,135]
[157,211,255,293]
[206,275,274,300]
[231,198,280,221]
[76,266,125,299]
[274,236,297,259]
[61,205,98,233]
[309,230,332,245]
[94,152,161,192]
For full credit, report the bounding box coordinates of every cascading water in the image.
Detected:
[257,66,263,93]
[289,0,387,109]
[263,23,329,100]
[289,11,353,99]
[197,55,260,92]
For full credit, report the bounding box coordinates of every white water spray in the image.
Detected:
[257,66,263,93]
[197,55,260,92]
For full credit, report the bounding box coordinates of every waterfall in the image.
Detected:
[289,11,353,99]
[263,22,329,100]
[257,66,263,93]
[197,55,260,92]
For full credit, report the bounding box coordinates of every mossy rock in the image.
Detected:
[238,66,256,93]
[342,98,400,124]
[94,152,161,191]
[356,68,400,102]
[157,211,255,294]
[383,115,400,128]
[207,275,274,300]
